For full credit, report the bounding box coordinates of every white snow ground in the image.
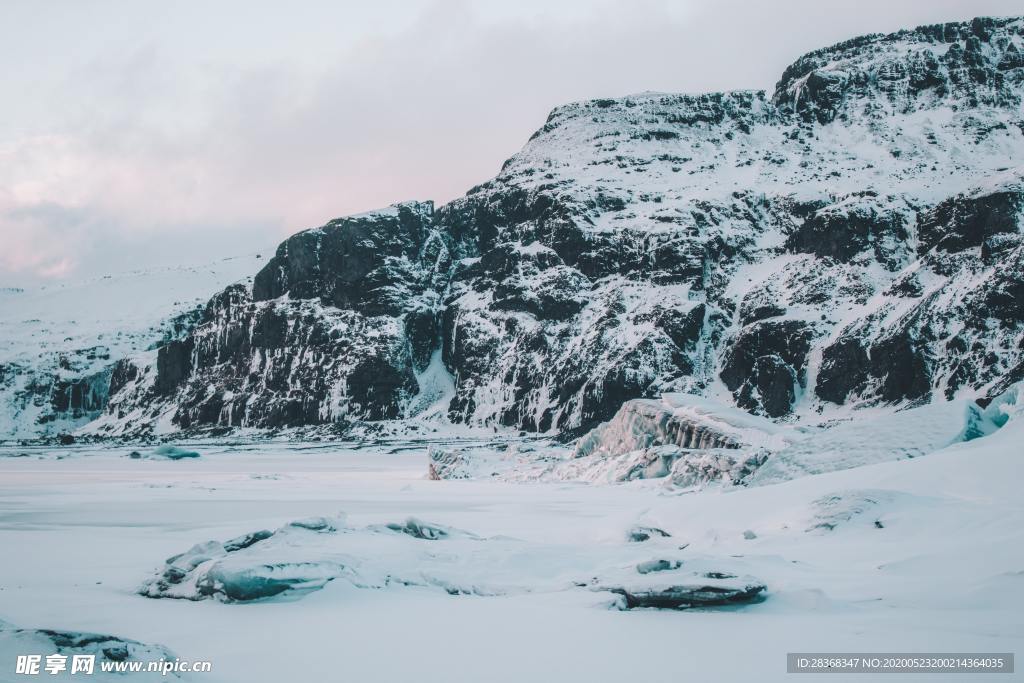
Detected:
[1,414,1022,682]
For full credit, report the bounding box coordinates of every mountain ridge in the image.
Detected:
[5,14,1023,440]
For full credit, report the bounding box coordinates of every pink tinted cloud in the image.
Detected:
[4,0,1022,283]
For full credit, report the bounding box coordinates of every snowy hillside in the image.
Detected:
[0,254,265,439]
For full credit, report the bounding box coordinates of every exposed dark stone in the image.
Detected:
[816,337,871,404]
[404,307,440,371]
[774,16,1023,121]
[919,189,1024,254]
[885,272,923,298]
[609,581,766,609]
[106,204,439,433]
[108,359,139,397]
[986,359,1024,400]
[739,355,797,418]
[252,202,434,314]
[155,339,194,396]
[442,266,696,433]
[739,301,785,326]
[483,243,591,321]
[984,255,1024,323]
[344,352,418,420]
[870,331,932,403]
[786,195,910,267]
[652,304,707,350]
[789,69,849,124]
[720,320,813,416]
[51,374,109,415]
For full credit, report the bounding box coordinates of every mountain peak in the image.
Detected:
[773,15,1024,122]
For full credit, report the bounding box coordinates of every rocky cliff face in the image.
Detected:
[84,16,1024,438]
[93,204,447,434]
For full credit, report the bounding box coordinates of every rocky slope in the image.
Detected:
[0,255,263,439]
[44,16,1024,438]
[95,203,448,433]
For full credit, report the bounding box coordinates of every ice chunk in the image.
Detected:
[605,572,766,609]
[144,538,349,602]
[0,623,179,679]
[288,517,337,532]
[196,561,346,602]
[426,440,556,481]
[165,540,226,569]
[143,515,353,601]
[545,443,768,487]
[138,513,774,613]
[627,526,671,542]
[223,529,273,552]
[151,445,200,459]
[428,447,474,480]
[636,559,682,574]
[382,518,470,540]
[595,553,767,610]
[979,380,1024,428]
[575,393,788,461]
[668,447,768,488]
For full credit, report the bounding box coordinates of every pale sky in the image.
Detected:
[2,0,1022,285]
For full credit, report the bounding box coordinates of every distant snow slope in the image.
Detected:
[0,254,265,439]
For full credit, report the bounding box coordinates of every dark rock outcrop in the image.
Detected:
[919,187,1024,255]
[155,339,193,396]
[785,194,912,269]
[816,337,871,404]
[253,202,438,313]
[95,203,443,434]
[50,369,111,415]
[720,321,814,417]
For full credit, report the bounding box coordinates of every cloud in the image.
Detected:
[1,0,1021,284]
[0,200,92,279]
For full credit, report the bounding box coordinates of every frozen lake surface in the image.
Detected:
[1,433,1022,682]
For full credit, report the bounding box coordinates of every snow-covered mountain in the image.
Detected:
[7,15,1024,440]
[0,255,265,439]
